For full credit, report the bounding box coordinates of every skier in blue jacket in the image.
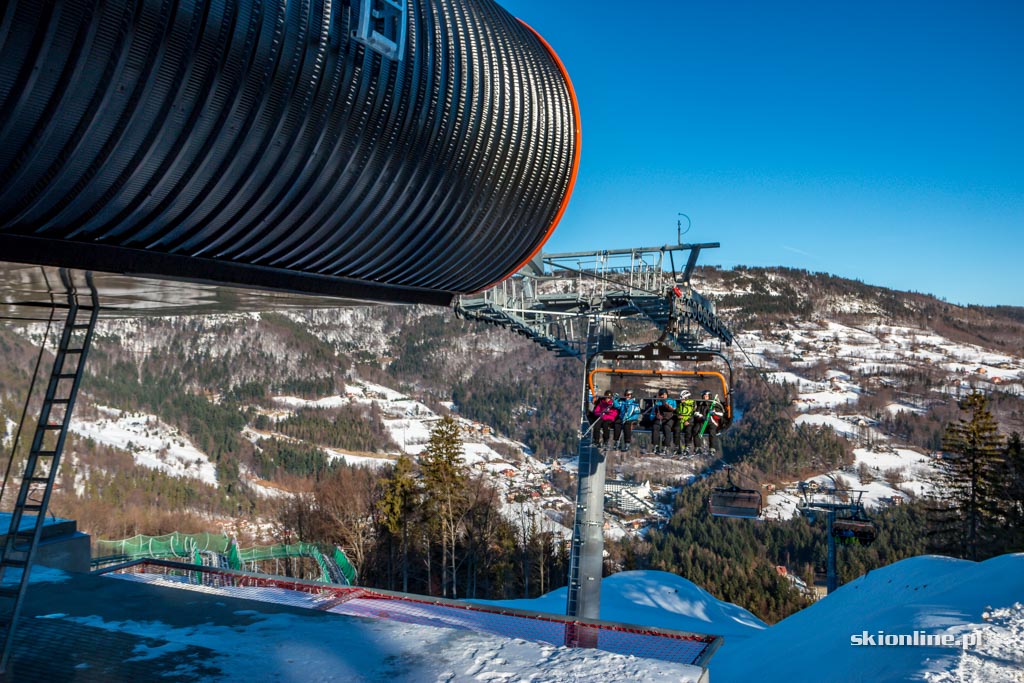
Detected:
[613,389,641,451]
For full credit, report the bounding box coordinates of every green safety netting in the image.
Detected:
[333,547,357,585]
[95,532,356,585]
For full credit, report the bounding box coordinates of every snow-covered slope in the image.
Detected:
[481,557,1024,682]
[712,553,1024,682]
[69,407,218,486]
[478,570,767,641]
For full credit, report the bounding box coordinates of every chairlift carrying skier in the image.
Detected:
[651,389,678,455]
[592,391,618,447]
[675,389,697,456]
[696,390,725,456]
[613,389,641,451]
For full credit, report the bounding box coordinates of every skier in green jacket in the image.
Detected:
[675,389,697,457]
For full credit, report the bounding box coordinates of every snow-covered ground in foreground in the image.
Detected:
[713,553,1024,683]
[69,407,218,486]
[23,567,704,682]
[67,608,702,682]
[18,556,1023,682]
[477,570,768,641]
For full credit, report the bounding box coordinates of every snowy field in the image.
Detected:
[734,316,1022,525]
[733,318,1024,401]
[478,570,767,642]
[763,446,937,521]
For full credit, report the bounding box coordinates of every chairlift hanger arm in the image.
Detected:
[681,247,705,284]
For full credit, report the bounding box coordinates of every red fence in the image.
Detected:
[97,559,721,668]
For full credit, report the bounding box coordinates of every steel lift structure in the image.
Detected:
[456,242,735,633]
[795,481,878,594]
[457,243,733,361]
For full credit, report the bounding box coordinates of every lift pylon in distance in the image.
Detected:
[708,465,763,520]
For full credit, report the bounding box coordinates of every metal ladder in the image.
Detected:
[0,269,99,672]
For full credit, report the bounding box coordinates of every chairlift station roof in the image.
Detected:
[0,0,580,316]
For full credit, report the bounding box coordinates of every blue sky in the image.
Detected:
[501,0,1023,307]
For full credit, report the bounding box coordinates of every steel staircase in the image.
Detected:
[0,270,99,672]
[456,302,587,359]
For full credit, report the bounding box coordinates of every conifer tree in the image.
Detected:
[996,432,1024,554]
[377,454,419,592]
[927,393,1004,560]
[419,415,468,597]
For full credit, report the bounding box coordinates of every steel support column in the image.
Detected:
[826,510,838,595]
[564,431,607,647]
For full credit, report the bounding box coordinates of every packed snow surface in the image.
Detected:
[477,570,767,641]
[713,554,1024,683]
[13,554,1024,681]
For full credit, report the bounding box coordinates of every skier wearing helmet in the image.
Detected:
[651,389,678,455]
[613,389,641,452]
[592,390,618,448]
[675,389,697,457]
[695,390,725,456]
